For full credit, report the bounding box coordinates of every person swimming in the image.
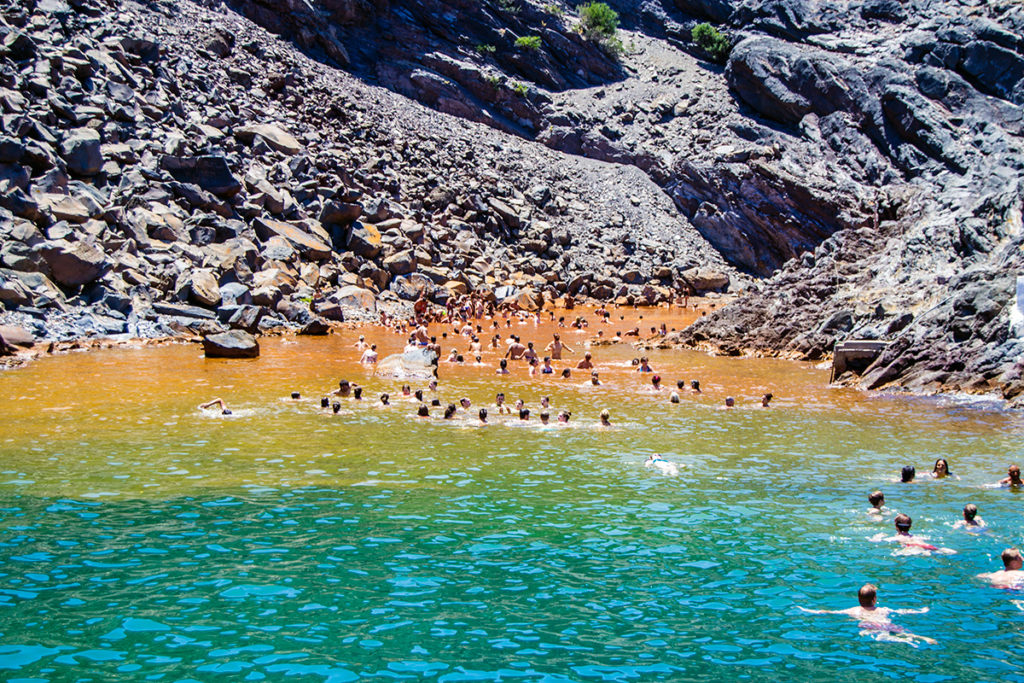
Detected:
[997,464,1022,487]
[198,398,232,415]
[761,393,773,408]
[931,458,955,479]
[953,503,985,530]
[977,548,1024,589]
[901,465,916,483]
[557,410,571,423]
[443,404,457,419]
[416,404,430,418]
[798,583,936,646]
[670,391,680,404]
[599,409,611,427]
[874,513,955,554]
[651,375,662,391]
[478,408,488,424]
[867,491,886,519]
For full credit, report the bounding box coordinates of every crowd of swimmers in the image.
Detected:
[798,457,1024,645]
[199,301,1022,645]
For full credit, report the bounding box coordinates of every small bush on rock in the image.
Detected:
[515,35,542,50]
[578,2,618,39]
[692,23,731,63]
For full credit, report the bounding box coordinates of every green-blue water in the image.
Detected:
[0,325,1022,681]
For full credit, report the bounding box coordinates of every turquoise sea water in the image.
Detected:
[0,325,1022,681]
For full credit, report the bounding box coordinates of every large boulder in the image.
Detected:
[235,124,302,155]
[681,267,730,292]
[334,284,377,312]
[0,324,35,355]
[383,249,417,275]
[161,156,242,198]
[37,239,107,286]
[346,221,382,258]
[60,129,103,177]
[253,218,333,260]
[188,269,222,308]
[203,330,260,358]
[391,273,435,300]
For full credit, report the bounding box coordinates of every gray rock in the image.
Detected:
[203,329,260,358]
[161,156,242,198]
[60,129,103,177]
[37,239,107,286]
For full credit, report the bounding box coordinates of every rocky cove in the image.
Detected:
[0,0,1022,406]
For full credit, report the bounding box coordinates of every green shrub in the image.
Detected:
[692,23,732,63]
[515,35,542,50]
[578,2,618,38]
[475,43,496,54]
[543,3,564,16]
[511,81,529,97]
[498,0,520,14]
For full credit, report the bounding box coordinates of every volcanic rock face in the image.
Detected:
[0,0,1022,404]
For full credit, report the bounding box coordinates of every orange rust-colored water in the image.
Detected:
[0,305,1019,500]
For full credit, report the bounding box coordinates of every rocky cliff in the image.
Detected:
[1,0,1022,405]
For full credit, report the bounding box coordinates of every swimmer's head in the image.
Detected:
[460,397,471,409]
[895,513,912,532]
[652,375,661,386]
[858,583,877,609]
[901,465,915,483]
[444,404,457,419]
[868,491,885,508]
[338,380,350,393]
[933,458,950,475]
[414,389,424,402]
[431,398,441,407]
[724,396,735,407]
[222,408,232,415]
[500,359,507,369]
[519,408,530,420]
[1009,464,1021,481]
[670,391,680,404]
[353,387,362,400]
[963,503,977,520]
[496,393,505,403]
[417,405,429,417]
[691,380,700,392]
[1002,548,1023,570]
[321,396,329,408]
[479,408,487,421]
[540,410,550,423]
[561,368,571,378]
[332,402,341,413]
[291,392,301,399]
[380,393,390,405]
[600,409,610,423]
[677,380,685,390]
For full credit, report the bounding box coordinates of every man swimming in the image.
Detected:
[900,465,916,483]
[198,398,232,415]
[576,352,594,370]
[952,504,985,530]
[867,491,886,520]
[798,583,936,646]
[873,513,955,554]
[997,464,1022,487]
[977,548,1024,589]
[599,409,611,427]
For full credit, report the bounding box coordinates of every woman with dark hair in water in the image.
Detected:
[931,458,955,479]
[901,465,916,483]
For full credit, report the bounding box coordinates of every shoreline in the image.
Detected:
[3,302,1019,411]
